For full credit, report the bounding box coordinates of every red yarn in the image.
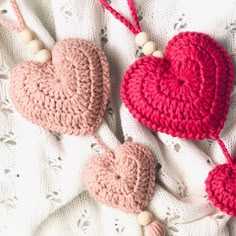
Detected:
[215,136,233,166]
[205,162,236,216]
[100,0,236,216]
[121,32,234,140]
[100,0,236,218]
[99,0,141,35]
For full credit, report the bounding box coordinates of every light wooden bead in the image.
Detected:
[28,40,44,54]
[137,211,154,226]
[152,50,165,58]
[19,28,35,44]
[135,32,150,47]
[142,41,158,55]
[35,49,52,63]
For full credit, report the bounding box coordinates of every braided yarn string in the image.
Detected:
[99,0,141,35]
[99,0,236,219]
[127,0,141,34]
[205,138,236,216]
[0,0,26,32]
[92,134,114,156]
[0,0,52,63]
[215,136,233,166]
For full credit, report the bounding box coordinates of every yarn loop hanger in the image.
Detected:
[100,0,164,57]
[0,0,52,62]
[98,1,166,236]
[0,0,26,32]
[100,0,141,35]
[100,0,236,220]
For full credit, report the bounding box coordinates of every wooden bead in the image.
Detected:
[142,41,158,55]
[19,28,35,44]
[35,49,52,63]
[135,32,150,47]
[137,211,154,226]
[152,50,165,58]
[28,40,44,54]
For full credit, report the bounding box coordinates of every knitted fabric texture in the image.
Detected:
[121,32,234,140]
[10,38,110,135]
[84,142,156,213]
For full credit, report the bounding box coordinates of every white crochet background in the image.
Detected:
[0,0,236,235]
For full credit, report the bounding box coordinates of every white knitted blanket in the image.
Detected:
[0,0,236,235]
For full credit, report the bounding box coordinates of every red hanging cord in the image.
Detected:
[215,136,233,166]
[99,0,141,35]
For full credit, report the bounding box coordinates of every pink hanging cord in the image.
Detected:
[92,134,114,156]
[99,0,141,35]
[0,0,26,32]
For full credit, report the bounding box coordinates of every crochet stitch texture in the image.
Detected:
[10,38,110,135]
[84,142,156,213]
[121,32,234,140]
[205,160,236,216]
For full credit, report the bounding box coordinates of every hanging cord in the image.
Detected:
[92,134,114,156]
[99,0,141,35]
[98,2,165,235]
[215,136,233,166]
[0,0,26,32]
[0,0,51,62]
[99,0,164,58]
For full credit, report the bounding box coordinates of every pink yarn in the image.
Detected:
[84,142,156,213]
[147,220,165,236]
[121,32,234,140]
[99,0,236,220]
[0,0,26,32]
[10,38,110,135]
[120,31,236,216]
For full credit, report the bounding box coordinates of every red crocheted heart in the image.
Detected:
[121,32,234,140]
[205,163,236,216]
[84,142,156,213]
[10,38,110,135]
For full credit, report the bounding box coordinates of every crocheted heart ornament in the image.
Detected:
[121,32,234,140]
[84,142,156,213]
[205,159,236,216]
[10,38,110,135]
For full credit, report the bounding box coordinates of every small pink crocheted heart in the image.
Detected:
[84,142,156,213]
[121,32,234,140]
[205,161,236,216]
[10,38,110,135]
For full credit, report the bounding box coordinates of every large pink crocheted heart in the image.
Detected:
[121,32,234,140]
[10,38,110,135]
[84,142,156,213]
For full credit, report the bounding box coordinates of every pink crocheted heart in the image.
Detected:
[10,38,110,135]
[205,162,236,216]
[84,142,156,213]
[121,32,234,140]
